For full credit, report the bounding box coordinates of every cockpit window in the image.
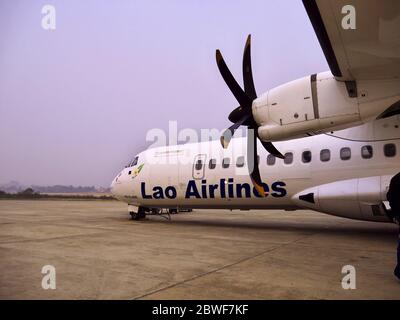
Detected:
[129,156,139,167]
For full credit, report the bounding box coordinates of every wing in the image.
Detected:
[303,0,400,81]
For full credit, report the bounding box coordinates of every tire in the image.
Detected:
[138,211,146,219]
[129,212,139,220]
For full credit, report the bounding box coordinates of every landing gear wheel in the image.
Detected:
[138,210,146,219]
[129,211,139,220]
[130,207,147,220]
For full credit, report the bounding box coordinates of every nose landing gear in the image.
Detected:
[128,205,146,220]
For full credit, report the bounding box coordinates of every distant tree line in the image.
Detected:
[0,182,110,194]
[0,188,115,200]
[31,185,97,193]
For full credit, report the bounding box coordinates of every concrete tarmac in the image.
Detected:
[0,200,399,299]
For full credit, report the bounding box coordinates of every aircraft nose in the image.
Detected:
[110,179,116,194]
[110,173,121,196]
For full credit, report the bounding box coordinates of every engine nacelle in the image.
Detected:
[252,71,400,141]
[291,176,393,222]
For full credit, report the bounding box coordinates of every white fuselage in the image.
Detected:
[111,115,400,222]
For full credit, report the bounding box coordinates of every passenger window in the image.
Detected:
[340,147,351,160]
[302,151,312,163]
[320,149,330,162]
[384,143,396,157]
[209,158,216,169]
[267,154,276,166]
[284,152,293,165]
[222,158,230,168]
[236,156,245,168]
[361,145,373,159]
[195,159,203,170]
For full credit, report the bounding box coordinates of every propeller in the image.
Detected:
[216,35,284,197]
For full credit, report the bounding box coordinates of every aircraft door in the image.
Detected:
[192,154,207,180]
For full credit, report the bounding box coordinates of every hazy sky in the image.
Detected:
[0,0,328,187]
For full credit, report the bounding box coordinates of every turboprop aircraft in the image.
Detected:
[111,0,400,222]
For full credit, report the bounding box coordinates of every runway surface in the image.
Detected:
[0,200,399,299]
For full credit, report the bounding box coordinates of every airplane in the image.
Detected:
[111,0,400,223]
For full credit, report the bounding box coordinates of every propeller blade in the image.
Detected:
[259,139,285,159]
[216,50,253,109]
[243,34,284,160]
[247,128,265,197]
[228,105,253,124]
[220,114,251,148]
[242,34,257,100]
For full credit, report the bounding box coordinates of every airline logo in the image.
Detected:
[131,164,144,179]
